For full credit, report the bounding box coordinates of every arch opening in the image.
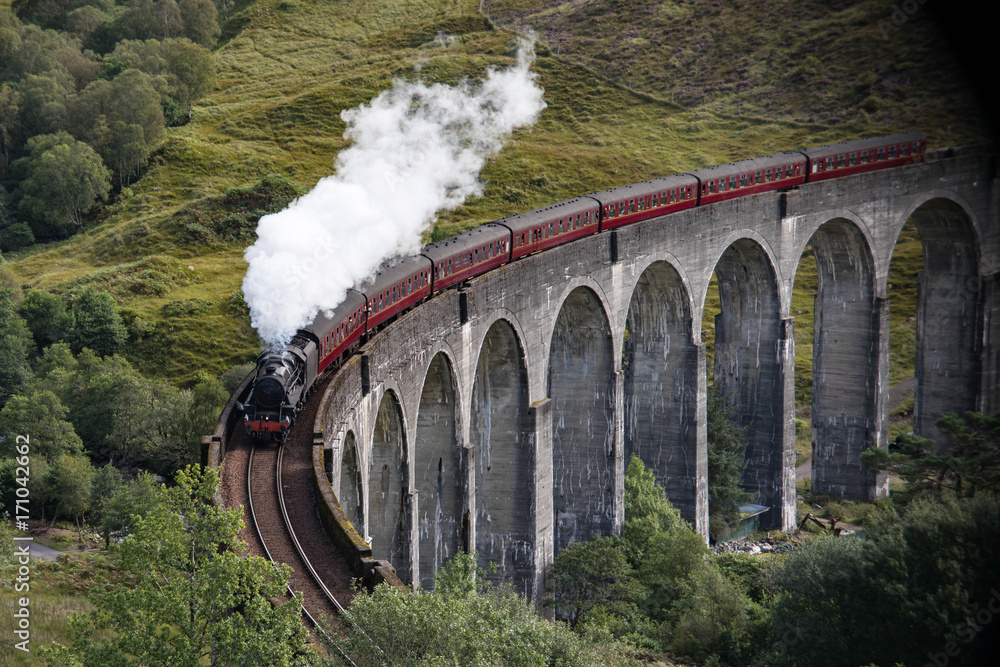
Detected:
[548,287,616,555]
[797,219,885,499]
[710,238,792,531]
[339,431,364,532]
[415,353,462,590]
[896,198,982,449]
[370,391,410,583]
[471,319,531,594]
[623,262,704,532]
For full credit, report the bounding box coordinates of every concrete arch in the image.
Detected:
[547,286,616,555]
[546,276,618,361]
[704,229,786,316]
[804,218,886,498]
[414,352,463,590]
[369,389,410,583]
[895,190,984,261]
[897,196,983,448]
[470,318,532,593]
[623,260,706,532]
[340,430,364,532]
[712,237,793,529]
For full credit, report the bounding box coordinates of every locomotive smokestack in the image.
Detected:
[242,35,546,345]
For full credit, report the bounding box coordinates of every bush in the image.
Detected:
[1,222,35,250]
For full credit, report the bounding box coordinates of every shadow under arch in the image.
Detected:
[369,390,410,583]
[712,237,791,530]
[414,352,463,590]
[902,197,982,448]
[339,430,364,534]
[623,260,705,533]
[805,218,886,498]
[547,286,615,556]
[470,318,531,594]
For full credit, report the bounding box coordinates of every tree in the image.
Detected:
[546,536,641,628]
[15,135,111,237]
[45,452,95,531]
[95,470,162,548]
[17,69,74,137]
[20,289,68,348]
[861,411,1000,500]
[769,494,1000,667]
[1,222,34,250]
[706,385,753,542]
[88,462,123,535]
[341,552,619,667]
[621,454,685,565]
[0,288,32,406]
[68,287,127,356]
[178,0,219,47]
[0,84,23,176]
[0,389,84,459]
[47,465,313,667]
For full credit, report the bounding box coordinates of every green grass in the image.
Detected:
[0,553,111,666]
[3,0,985,390]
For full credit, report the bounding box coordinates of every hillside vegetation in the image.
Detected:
[1,0,990,387]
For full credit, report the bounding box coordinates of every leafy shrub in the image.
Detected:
[178,174,306,245]
[161,298,215,317]
[1,222,35,251]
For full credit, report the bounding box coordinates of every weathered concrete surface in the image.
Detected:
[315,146,999,599]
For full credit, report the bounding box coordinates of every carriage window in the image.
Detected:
[730,176,737,189]
[740,174,747,187]
[708,181,715,194]
[628,200,635,214]
[900,143,908,157]
[558,220,564,233]
[888,145,896,158]
[448,259,452,272]
[877,147,885,160]
[755,172,761,184]
[849,153,857,166]
[826,157,834,169]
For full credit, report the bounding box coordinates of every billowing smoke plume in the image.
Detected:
[242,37,546,345]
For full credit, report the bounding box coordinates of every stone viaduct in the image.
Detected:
[313,145,999,601]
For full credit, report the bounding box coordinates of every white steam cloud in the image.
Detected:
[242,37,546,345]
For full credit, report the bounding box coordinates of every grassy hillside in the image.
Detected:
[2,0,989,390]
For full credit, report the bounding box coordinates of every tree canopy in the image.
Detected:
[46,465,313,667]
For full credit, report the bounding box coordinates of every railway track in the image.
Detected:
[219,383,359,642]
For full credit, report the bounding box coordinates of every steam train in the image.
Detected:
[241,131,926,441]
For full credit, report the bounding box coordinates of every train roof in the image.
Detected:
[687,151,805,182]
[491,197,599,234]
[355,254,432,298]
[802,131,925,160]
[587,173,699,204]
[421,223,509,262]
[302,288,367,339]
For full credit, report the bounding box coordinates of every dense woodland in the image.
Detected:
[0,0,998,665]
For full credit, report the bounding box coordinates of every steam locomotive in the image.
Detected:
[241,131,926,441]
